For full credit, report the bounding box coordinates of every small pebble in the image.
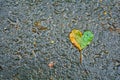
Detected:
[33,41,37,47]
[99,0,102,2]
[50,40,54,44]
[117,65,120,74]
[103,11,107,15]
[34,21,41,27]
[48,62,55,68]
[0,65,3,70]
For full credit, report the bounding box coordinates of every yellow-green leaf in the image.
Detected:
[69,29,94,51]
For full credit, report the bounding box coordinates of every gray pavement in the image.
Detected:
[0,0,120,80]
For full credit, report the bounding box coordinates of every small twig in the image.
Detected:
[7,18,20,30]
[7,18,17,25]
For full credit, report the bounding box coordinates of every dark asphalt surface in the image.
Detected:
[0,0,120,80]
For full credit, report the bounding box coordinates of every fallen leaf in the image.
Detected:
[69,29,94,63]
[69,29,94,50]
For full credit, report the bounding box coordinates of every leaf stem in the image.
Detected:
[79,50,82,63]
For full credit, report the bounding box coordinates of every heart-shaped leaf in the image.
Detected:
[69,29,94,63]
[69,29,94,51]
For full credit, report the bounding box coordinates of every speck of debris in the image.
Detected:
[0,65,3,70]
[32,28,37,33]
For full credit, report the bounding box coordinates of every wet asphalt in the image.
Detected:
[0,0,120,80]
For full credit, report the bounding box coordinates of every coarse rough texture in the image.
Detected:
[0,0,120,80]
